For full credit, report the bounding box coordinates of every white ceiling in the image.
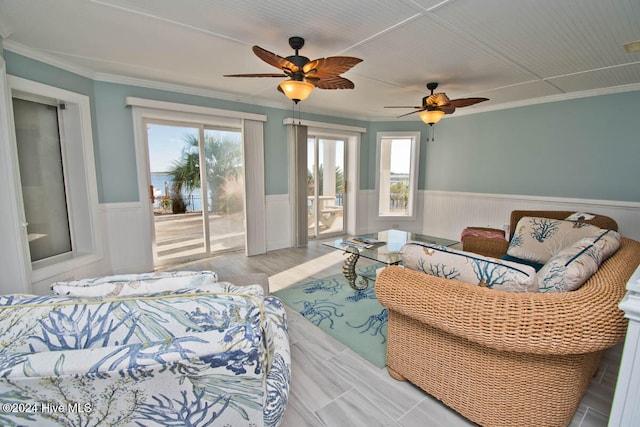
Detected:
[1,0,639,121]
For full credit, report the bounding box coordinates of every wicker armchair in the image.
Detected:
[376,213,639,427]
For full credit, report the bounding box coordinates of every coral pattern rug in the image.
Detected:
[273,266,388,368]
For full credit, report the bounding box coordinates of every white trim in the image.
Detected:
[447,83,640,118]
[376,131,421,220]
[0,56,32,292]
[609,264,640,426]
[6,75,104,284]
[3,40,96,80]
[282,117,366,134]
[125,97,266,122]
[98,201,143,210]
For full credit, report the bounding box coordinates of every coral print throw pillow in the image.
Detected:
[507,217,602,264]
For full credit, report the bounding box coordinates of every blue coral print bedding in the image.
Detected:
[0,285,290,427]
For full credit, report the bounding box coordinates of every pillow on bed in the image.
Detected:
[401,243,538,292]
[506,216,603,264]
[537,230,621,292]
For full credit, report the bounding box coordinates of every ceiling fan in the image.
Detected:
[385,82,489,124]
[224,36,363,103]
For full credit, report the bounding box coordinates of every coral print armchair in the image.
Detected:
[0,271,290,427]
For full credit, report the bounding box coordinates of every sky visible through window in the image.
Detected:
[390,138,411,174]
[147,125,411,178]
[147,124,198,173]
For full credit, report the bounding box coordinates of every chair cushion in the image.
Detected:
[51,270,218,297]
[537,230,621,292]
[507,217,603,264]
[500,254,544,271]
[401,243,538,292]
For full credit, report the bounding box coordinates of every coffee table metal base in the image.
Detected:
[342,246,370,290]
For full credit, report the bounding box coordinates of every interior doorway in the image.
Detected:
[145,121,245,266]
[307,136,345,238]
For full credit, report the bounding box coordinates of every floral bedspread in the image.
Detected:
[0,283,290,426]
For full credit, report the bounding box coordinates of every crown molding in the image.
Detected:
[449,83,640,118]
[95,72,290,109]
[125,96,267,122]
[282,117,366,133]
[5,39,640,123]
[3,40,96,79]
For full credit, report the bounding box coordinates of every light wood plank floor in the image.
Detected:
[165,240,623,427]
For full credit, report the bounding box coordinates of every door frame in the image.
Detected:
[306,134,347,239]
[294,119,363,239]
[128,98,266,268]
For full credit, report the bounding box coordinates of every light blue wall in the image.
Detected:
[4,51,103,185]
[92,81,293,202]
[4,51,367,202]
[92,82,367,202]
[4,51,640,203]
[423,91,640,202]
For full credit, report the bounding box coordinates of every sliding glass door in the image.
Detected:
[146,121,244,265]
[203,128,245,253]
[307,136,345,238]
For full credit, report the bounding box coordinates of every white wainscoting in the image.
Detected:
[421,190,640,241]
[266,194,292,251]
[102,202,153,274]
[105,192,638,265]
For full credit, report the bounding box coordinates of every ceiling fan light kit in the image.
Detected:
[279,79,315,103]
[224,36,362,104]
[385,82,489,134]
[419,109,445,125]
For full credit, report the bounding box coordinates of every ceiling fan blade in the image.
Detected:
[223,73,286,78]
[438,106,456,114]
[384,106,423,109]
[310,75,355,90]
[396,109,424,118]
[426,93,450,107]
[303,56,363,76]
[448,97,489,108]
[252,45,299,72]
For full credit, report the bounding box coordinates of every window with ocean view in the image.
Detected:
[146,121,244,265]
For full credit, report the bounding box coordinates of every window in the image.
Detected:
[9,76,102,282]
[13,97,72,263]
[377,131,420,218]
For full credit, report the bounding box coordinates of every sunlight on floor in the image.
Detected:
[268,251,345,292]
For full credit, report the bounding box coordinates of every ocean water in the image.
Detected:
[150,172,202,211]
[150,173,172,197]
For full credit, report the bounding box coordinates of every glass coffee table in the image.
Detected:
[323,229,458,290]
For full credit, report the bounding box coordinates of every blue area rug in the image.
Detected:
[273,265,387,368]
